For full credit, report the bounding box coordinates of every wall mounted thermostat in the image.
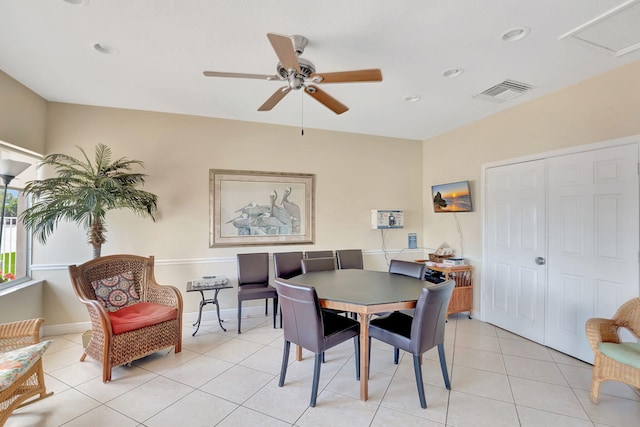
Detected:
[371,210,404,229]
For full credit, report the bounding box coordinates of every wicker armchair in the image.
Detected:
[585,297,640,403]
[0,318,52,426]
[68,254,183,382]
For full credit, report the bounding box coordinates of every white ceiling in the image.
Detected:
[1,0,640,141]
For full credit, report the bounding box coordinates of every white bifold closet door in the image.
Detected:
[485,143,639,362]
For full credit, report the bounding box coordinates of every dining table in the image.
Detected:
[287,268,427,402]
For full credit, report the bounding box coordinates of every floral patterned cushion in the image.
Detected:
[0,340,51,392]
[91,271,141,312]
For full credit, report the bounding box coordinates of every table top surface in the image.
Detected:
[288,269,427,306]
[186,276,232,292]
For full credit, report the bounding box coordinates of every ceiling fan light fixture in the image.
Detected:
[288,74,305,90]
[93,43,118,55]
[443,68,464,78]
[501,27,530,42]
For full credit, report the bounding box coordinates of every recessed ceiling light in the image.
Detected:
[501,27,530,42]
[93,43,118,55]
[404,95,421,103]
[442,68,464,78]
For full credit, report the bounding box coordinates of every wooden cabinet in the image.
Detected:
[425,265,473,318]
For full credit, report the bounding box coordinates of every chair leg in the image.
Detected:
[354,336,360,380]
[237,300,242,334]
[367,337,371,379]
[413,354,427,409]
[265,298,268,316]
[437,343,451,390]
[311,353,323,407]
[272,297,278,329]
[101,352,112,383]
[590,377,602,404]
[279,340,291,387]
[103,364,112,383]
[394,347,400,364]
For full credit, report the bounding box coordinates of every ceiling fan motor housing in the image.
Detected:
[277,57,315,79]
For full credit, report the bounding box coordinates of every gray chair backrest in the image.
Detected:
[389,259,426,280]
[336,249,363,269]
[305,250,334,259]
[411,280,455,355]
[274,252,304,280]
[301,257,336,273]
[275,278,324,353]
[237,253,269,286]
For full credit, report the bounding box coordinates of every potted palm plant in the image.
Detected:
[20,144,158,258]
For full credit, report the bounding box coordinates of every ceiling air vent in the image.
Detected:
[474,79,534,103]
[559,0,640,57]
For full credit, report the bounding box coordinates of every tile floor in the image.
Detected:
[7,313,640,426]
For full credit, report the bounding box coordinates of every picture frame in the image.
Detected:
[210,169,315,247]
[431,180,473,213]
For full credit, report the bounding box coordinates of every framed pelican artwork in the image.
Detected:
[210,169,315,247]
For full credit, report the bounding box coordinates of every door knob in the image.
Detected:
[535,257,546,265]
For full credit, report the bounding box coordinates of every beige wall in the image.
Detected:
[34,103,423,325]
[0,70,46,153]
[0,282,44,323]
[422,60,640,315]
[3,59,640,329]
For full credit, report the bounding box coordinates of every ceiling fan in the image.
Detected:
[203,33,383,115]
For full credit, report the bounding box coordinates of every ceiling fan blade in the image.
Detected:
[311,69,383,83]
[258,86,291,111]
[267,33,300,73]
[304,85,348,115]
[203,71,279,80]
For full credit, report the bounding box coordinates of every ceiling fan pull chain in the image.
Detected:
[301,91,304,136]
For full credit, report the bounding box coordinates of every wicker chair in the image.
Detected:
[68,254,183,382]
[0,318,52,426]
[585,297,640,403]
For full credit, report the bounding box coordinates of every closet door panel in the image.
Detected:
[547,144,639,362]
[485,160,547,343]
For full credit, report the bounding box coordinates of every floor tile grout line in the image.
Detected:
[22,315,640,426]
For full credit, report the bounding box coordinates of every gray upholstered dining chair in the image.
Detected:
[301,257,336,273]
[368,280,455,409]
[237,253,279,334]
[336,249,363,269]
[304,250,334,259]
[274,278,360,407]
[382,259,427,316]
[389,259,426,280]
[300,257,349,321]
[273,251,304,280]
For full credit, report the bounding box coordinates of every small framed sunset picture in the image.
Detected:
[432,180,473,213]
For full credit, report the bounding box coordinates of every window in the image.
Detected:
[0,142,41,289]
